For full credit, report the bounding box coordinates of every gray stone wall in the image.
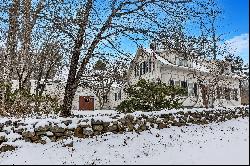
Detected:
[0,107,248,145]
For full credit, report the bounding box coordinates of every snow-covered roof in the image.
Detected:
[144,48,210,73]
[192,62,210,73]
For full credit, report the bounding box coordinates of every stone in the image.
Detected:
[36,139,46,144]
[49,136,57,142]
[22,131,36,138]
[147,118,155,123]
[36,131,47,136]
[45,131,54,136]
[82,128,93,136]
[119,118,126,124]
[172,122,182,127]
[127,124,134,132]
[158,123,167,129]
[119,123,126,130]
[74,127,84,138]
[14,128,24,134]
[50,126,65,133]
[62,120,72,126]
[125,114,134,121]
[13,120,21,128]
[92,125,104,132]
[64,130,74,137]
[30,135,40,142]
[63,141,73,147]
[102,122,110,127]
[0,123,4,131]
[23,137,31,142]
[79,124,91,128]
[0,144,16,153]
[0,136,7,144]
[54,132,65,137]
[140,125,147,131]
[91,119,103,125]
[5,120,12,126]
[108,124,118,132]
[94,131,101,135]
[35,126,49,132]
[112,121,118,125]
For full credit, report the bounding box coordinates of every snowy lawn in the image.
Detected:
[0,117,248,165]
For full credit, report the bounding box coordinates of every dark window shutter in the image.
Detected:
[143,61,146,74]
[139,63,142,76]
[145,61,148,73]
[134,65,137,77]
[149,58,152,72]
[194,83,198,96]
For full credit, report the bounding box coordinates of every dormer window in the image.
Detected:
[175,58,179,65]
[183,59,188,67]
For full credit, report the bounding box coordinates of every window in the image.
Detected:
[225,88,231,100]
[181,81,188,96]
[175,81,180,86]
[188,60,193,68]
[181,81,187,89]
[175,58,179,65]
[145,61,148,73]
[139,63,142,76]
[233,89,238,101]
[115,93,117,101]
[118,90,122,100]
[179,59,183,66]
[216,87,222,99]
[136,64,140,76]
[169,80,174,86]
[183,60,188,67]
[188,83,194,96]
[85,98,90,102]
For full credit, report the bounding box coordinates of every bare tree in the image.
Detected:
[33,41,64,97]
[155,0,242,108]
[0,0,61,89]
[80,59,128,110]
[46,0,201,116]
[0,0,64,114]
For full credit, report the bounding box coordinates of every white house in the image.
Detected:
[108,46,241,109]
[2,45,242,110]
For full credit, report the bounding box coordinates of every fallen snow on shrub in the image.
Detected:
[0,117,248,165]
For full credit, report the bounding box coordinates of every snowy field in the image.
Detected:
[0,117,248,165]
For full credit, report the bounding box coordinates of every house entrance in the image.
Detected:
[79,96,94,110]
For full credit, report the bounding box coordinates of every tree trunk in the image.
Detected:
[61,82,78,117]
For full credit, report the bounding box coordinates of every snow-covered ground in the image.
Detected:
[0,117,248,165]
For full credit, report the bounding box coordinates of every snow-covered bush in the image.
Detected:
[117,79,187,113]
[0,82,60,117]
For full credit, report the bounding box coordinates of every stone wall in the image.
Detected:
[0,107,249,145]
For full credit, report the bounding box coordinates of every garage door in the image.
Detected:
[79,96,94,110]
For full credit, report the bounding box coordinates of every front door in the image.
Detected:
[79,96,94,110]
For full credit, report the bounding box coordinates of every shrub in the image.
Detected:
[0,82,60,117]
[116,79,187,113]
